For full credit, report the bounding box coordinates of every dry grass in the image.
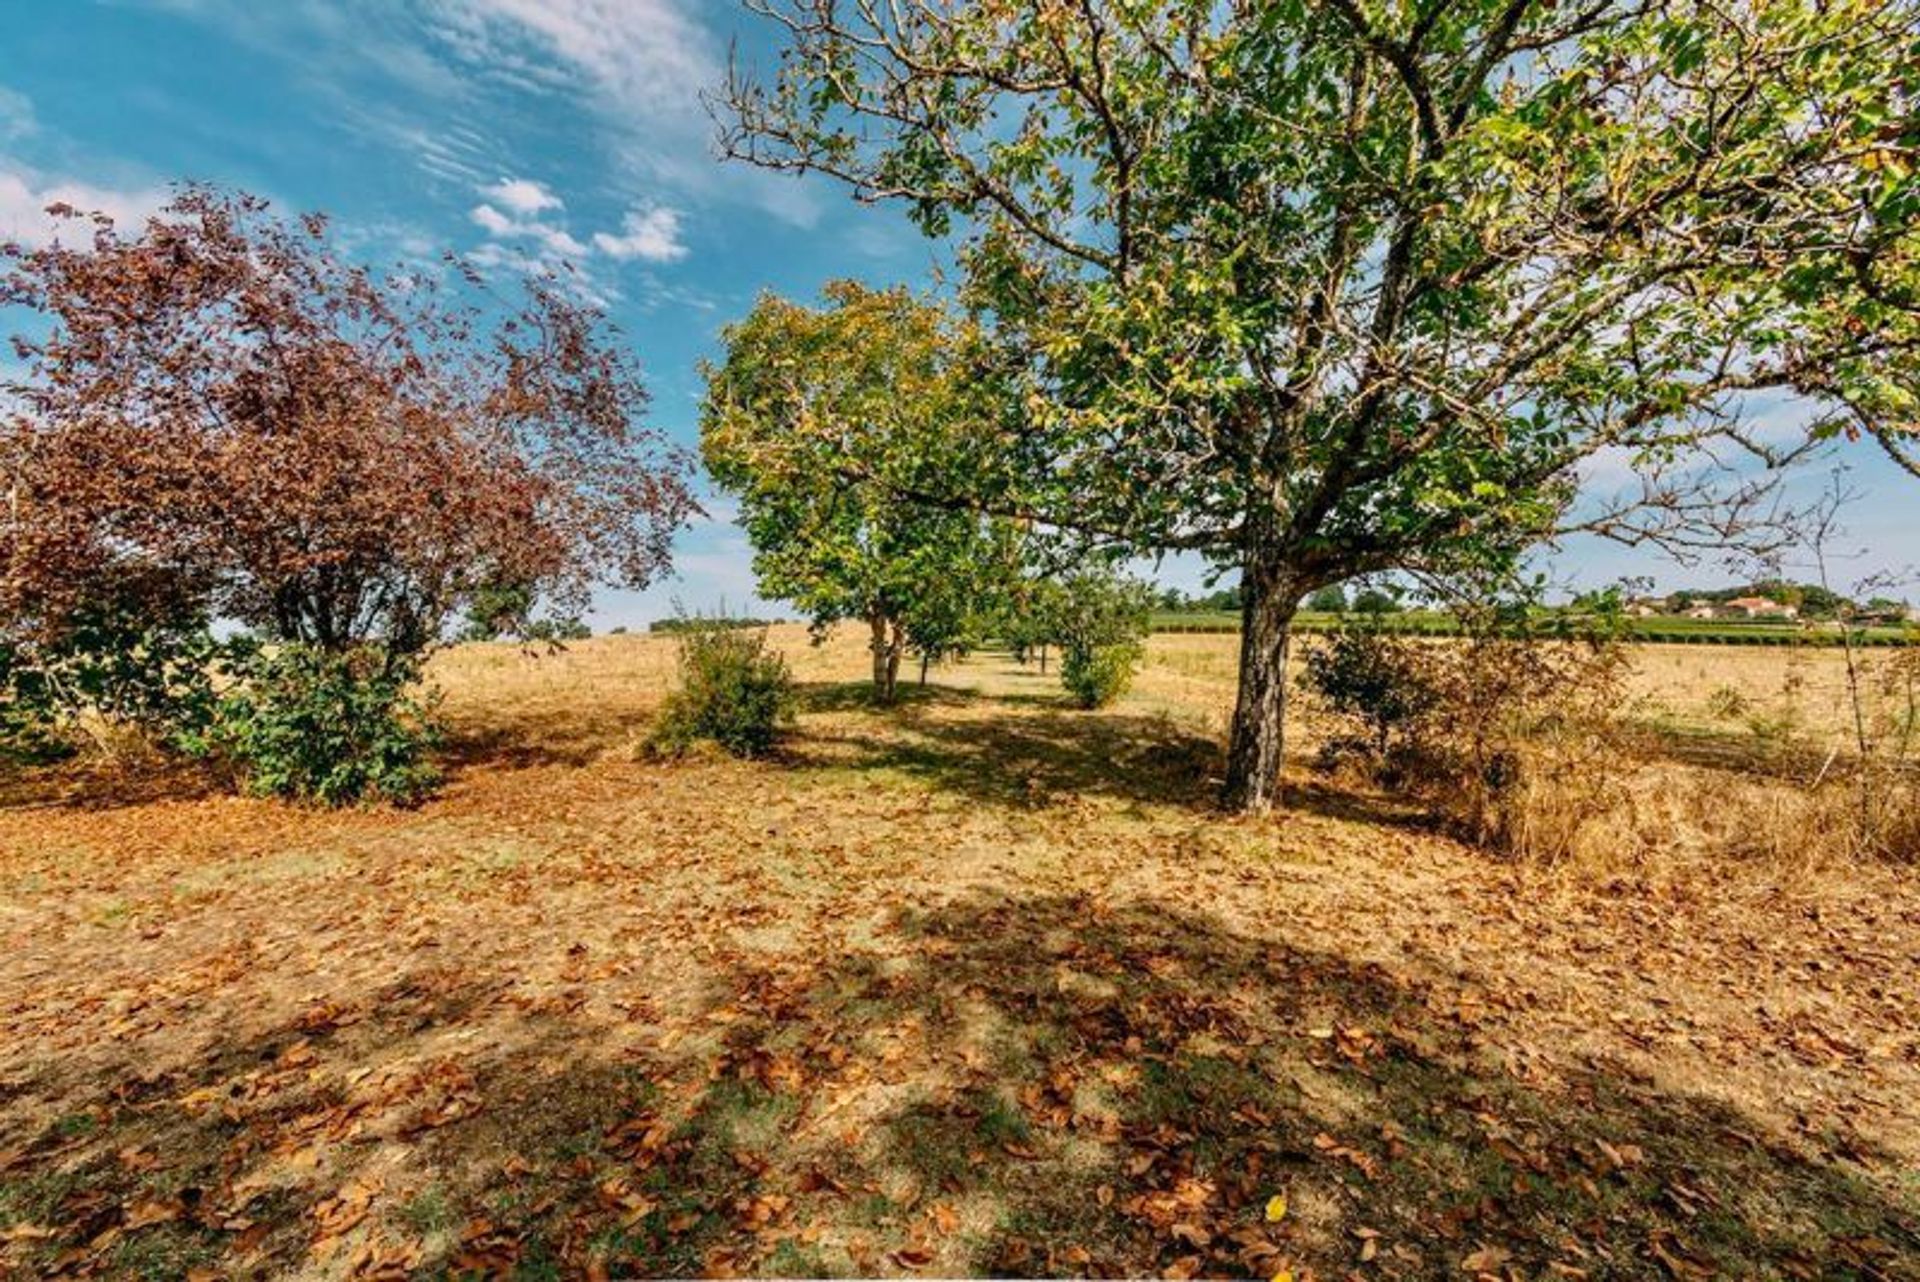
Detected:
[1,627,1916,1278]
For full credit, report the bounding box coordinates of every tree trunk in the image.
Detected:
[1038,643,1049,675]
[1222,551,1299,814]
[919,652,930,686]
[869,612,900,704]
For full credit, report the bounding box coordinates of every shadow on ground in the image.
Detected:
[788,685,1226,812]
[4,893,1912,1278]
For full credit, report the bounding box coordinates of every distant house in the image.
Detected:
[1624,599,1661,617]
[1684,603,1718,620]
[1723,595,1797,620]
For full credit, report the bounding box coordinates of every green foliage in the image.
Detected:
[1300,626,1439,758]
[196,644,442,806]
[700,282,1019,698]
[647,620,796,759]
[1306,585,1347,614]
[459,581,535,642]
[1050,573,1154,709]
[460,582,591,643]
[1060,643,1140,710]
[1351,588,1403,616]
[0,595,222,763]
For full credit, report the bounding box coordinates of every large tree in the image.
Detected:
[701,282,1018,702]
[1,187,695,663]
[719,0,1920,811]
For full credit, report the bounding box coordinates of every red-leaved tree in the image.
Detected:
[1,186,694,659]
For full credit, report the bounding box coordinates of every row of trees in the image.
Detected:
[1,189,694,798]
[1160,584,1402,616]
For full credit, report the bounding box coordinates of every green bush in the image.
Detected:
[1299,624,1438,758]
[647,620,795,758]
[1061,640,1142,709]
[1,596,222,764]
[197,644,442,806]
[1048,571,1153,708]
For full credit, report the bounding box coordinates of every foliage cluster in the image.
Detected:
[0,590,219,764]
[1302,615,1631,860]
[1003,573,1155,709]
[647,619,796,759]
[192,644,443,806]
[701,283,1018,704]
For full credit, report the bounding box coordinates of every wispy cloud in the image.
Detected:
[0,85,34,142]
[423,0,821,226]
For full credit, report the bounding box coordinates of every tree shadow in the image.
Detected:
[683,892,1919,1278]
[789,700,1227,811]
[0,755,230,814]
[793,681,979,716]
[4,894,1912,1278]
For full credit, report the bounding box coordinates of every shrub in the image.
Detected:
[1051,572,1154,709]
[1299,624,1438,761]
[0,594,222,765]
[197,644,443,806]
[1301,614,1629,861]
[1061,641,1142,709]
[647,620,795,758]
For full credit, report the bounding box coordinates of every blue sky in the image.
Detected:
[2,0,1912,625]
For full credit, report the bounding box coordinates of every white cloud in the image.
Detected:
[469,198,586,259]
[470,201,518,236]
[592,207,686,263]
[470,183,685,269]
[0,165,170,248]
[480,176,562,215]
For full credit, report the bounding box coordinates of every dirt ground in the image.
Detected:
[1,628,1916,1279]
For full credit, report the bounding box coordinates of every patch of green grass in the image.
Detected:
[108,1226,223,1281]
[764,1238,836,1277]
[1134,1054,1271,1130]
[399,1185,458,1236]
[887,1087,1032,1191]
[0,1167,82,1227]
[975,1092,1033,1147]
[52,1111,98,1140]
[846,1191,902,1228]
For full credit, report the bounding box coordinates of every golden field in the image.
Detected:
[0,627,1915,1279]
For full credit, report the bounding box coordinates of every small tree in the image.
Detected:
[1,188,694,666]
[701,282,1018,703]
[1,187,694,796]
[1045,572,1155,709]
[1352,588,1403,616]
[647,617,796,759]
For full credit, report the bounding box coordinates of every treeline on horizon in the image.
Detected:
[1156,580,1915,620]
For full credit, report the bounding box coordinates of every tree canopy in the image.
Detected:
[1,187,695,660]
[721,0,1920,809]
[700,281,1019,702]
